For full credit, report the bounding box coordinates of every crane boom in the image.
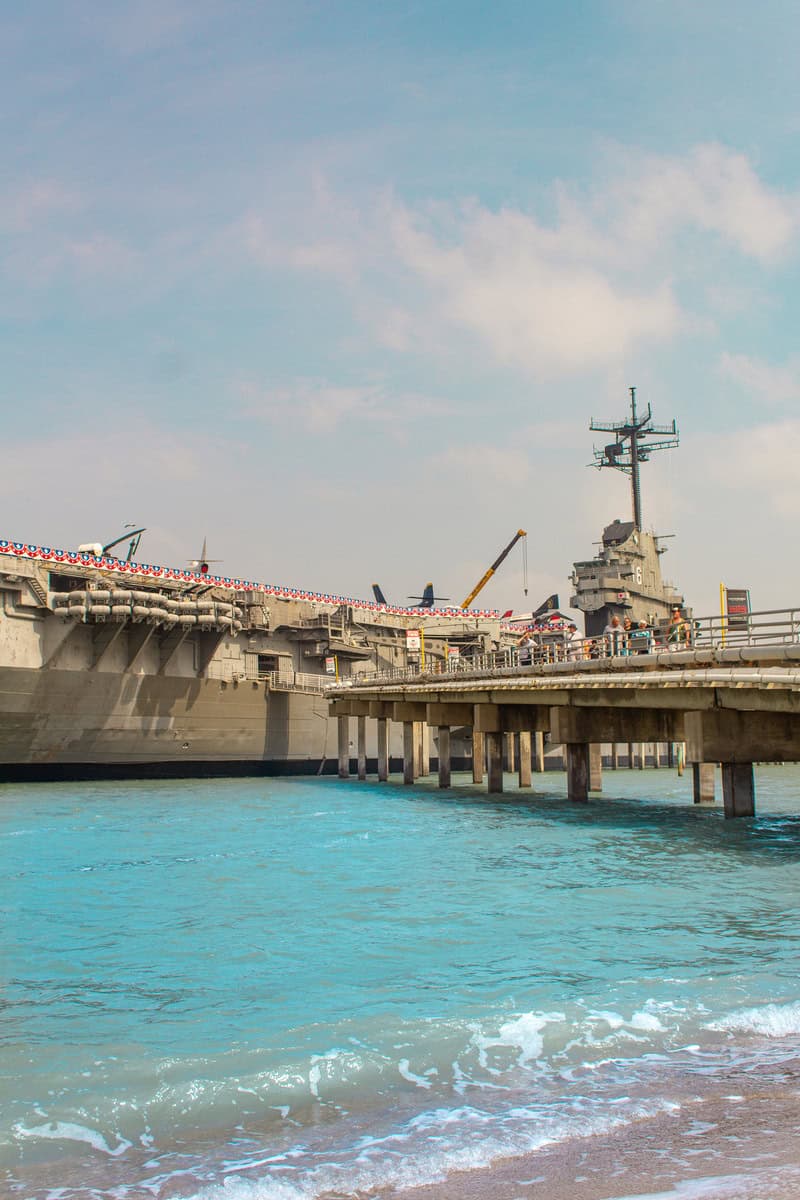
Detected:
[460,529,527,609]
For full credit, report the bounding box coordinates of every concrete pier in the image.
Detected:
[329,655,800,819]
[338,715,350,779]
[505,733,516,773]
[589,744,602,792]
[722,763,755,819]
[403,722,414,785]
[472,730,485,783]
[413,722,425,779]
[421,724,430,777]
[533,731,545,773]
[567,743,589,802]
[518,730,532,788]
[486,731,503,794]
[357,715,367,781]
[693,762,715,805]
[438,726,451,789]
[377,717,389,782]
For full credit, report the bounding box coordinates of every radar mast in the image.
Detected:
[590,388,679,529]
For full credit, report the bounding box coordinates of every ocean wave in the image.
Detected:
[708,1000,800,1039]
[190,1096,679,1200]
[13,1120,132,1157]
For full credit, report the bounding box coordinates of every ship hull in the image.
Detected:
[0,665,333,777]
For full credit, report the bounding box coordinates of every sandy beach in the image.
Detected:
[388,1059,800,1200]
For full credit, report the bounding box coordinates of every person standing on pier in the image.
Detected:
[604,614,624,656]
[668,608,689,649]
[566,623,584,661]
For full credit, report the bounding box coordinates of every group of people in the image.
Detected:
[517,607,691,667]
[604,608,691,653]
[602,614,655,655]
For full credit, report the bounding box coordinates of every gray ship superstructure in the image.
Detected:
[570,389,687,637]
[0,541,505,779]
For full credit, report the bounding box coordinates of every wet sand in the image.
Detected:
[384,1059,800,1200]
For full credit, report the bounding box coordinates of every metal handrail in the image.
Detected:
[330,606,800,691]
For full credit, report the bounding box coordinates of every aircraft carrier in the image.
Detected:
[0,538,507,780]
[0,394,688,781]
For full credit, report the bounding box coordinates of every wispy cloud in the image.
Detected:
[239,377,454,435]
[429,442,532,485]
[605,143,797,265]
[235,143,798,379]
[705,418,800,518]
[719,352,800,405]
[1,180,83,233]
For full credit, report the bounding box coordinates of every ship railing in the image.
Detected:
[203,661,327,691]
[265,669,328,693]
[326,606,800,689]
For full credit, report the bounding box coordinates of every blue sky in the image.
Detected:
[3,1,800,617]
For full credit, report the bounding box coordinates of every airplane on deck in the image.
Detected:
[371,582,451,608]
[189,538,222,576]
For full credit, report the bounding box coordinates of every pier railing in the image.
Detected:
[332,606,800,689]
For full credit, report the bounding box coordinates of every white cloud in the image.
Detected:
[608,144,797,265]
[1,180,83,233]
[388,200,681,373]
[429,442,532,485]
[239,377,453,435]
[237,143,797,379]
[719,352,800,406]
[706,419,800,518]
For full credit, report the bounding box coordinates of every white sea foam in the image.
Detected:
[602,1168,800,1200]
[470,1009,564,1070]
[189,1095,677,1200]
[13,1121,132,1157]
[708,1000,800,1038]
[398,1059,432,1088]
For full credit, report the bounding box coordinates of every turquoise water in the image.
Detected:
[2,768,800,1198]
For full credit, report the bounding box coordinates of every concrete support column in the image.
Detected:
[610,743,619,770]
[438,727,451,789]
[518,730,532,788]
[403,721,415,785]
[722,763,755,819]
[505,733,516,773]
[589,744,602,792]
[692,762,715,805]
[472,730,485,784]
[377,718,389,782]
[638,742,645,769]
[413,722,423,780]
[628,742,635,769]
[486,731,504,794]
[668,742,675,769]
[651,742,660,768]
[357,716,367,781]
[337,715,350,779]
[533,731,545,773]
[421,724,431,777]
[566,744,589,803]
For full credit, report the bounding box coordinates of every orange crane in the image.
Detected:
[460,529,527,609]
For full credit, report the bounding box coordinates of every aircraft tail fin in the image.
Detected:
[419,582,434,608]
[532,593,559,618]
[372,583,388,605]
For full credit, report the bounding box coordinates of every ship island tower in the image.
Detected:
[570,388,685,637]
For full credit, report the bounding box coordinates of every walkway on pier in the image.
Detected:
[328,612,800,818]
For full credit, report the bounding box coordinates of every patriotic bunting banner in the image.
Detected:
[0,535,501,618]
